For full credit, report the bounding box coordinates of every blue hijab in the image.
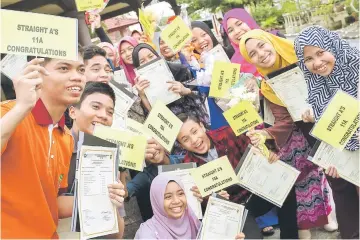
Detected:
[294,25,359,151]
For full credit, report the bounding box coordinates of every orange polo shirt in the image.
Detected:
[1,100,74,239]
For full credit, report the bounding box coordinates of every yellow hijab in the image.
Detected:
[239,29,298,107]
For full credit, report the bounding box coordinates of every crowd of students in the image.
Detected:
[1,6,359,240]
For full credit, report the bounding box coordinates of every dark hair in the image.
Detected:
[27,44,84,65]
[75,81,116,108]
[83,45,107,64]
[218,18,223,21]
[131,30,141,36]
[177,113,201,124]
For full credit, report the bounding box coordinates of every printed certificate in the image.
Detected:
[235,146,300,207]
[135,58,180,106]
[109,80,136,120]
[309,141,359,186]
[266,64,310,122]
[0,54,27,79]
[78,145,119,239]
[208,44,230,63]
[200,196,246,240]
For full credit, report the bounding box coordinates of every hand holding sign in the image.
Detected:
[13,58,49,112]
[145,138,167,164]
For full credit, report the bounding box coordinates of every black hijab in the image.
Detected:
[190,21,234,58]
[132,43,191,82]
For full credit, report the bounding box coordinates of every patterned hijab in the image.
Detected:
[295,25,359,151]
[239,29,298,107]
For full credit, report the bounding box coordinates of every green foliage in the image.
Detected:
[249,0,283,29]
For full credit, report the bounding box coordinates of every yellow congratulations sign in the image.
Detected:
[93,125,147,171]
[142,101,182,152]
[209,61,240,98]
[190,156,239,197]
[1,10,78,60]
[75,0,103,12]
[138,8,154,40]
[223,101,263,136]
[311,90,359,150]
[160,16,192,52]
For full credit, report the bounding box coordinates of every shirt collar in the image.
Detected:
[31,99,65,130]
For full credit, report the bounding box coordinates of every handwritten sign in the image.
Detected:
[93,125,147,171]
[160,16,192,52]
[311,90,359,150]
[223,101,263,136]
[1,10,78,60]
[75,0,104,12]
[209,61,240,98]
[190,156,239,197]
[142,101,182,152]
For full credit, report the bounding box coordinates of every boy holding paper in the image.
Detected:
[176,113,299,239]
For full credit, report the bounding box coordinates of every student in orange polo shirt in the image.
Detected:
[1,52,126,238]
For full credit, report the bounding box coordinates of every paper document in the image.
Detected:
[263,99,275,126]
[109,80,136,120]
[200,196,246,240]
[135,58,180,106]
[207,44,230,63]
[266,65,310,122]
[309,141,359,186]
[235,146,300,207]
[78,145,119,239]
[1,54,27,80]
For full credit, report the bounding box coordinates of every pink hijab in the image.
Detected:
[223,9,262,76]
[118,36,138,86]
[135,174,200,239]
[97,42,118,66]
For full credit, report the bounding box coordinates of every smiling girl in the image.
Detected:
[295,25,359,239]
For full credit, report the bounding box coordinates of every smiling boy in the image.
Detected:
[1,53,86,238]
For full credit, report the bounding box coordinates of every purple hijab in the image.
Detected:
[118,36,138,86]
[135,174,200,239]
[223,8,279,76]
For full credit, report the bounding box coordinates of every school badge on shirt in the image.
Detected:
[58,174,64,188]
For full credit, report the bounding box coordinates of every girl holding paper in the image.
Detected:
[294,25,359,239]
[238,29,332,239]
[131,43,210,142]
[135,174,245,240]
[189,21,233,129]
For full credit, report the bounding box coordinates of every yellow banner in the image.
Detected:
[138,8,155,40]
[75,0,103,12]
[311,90,359,150]
[160,16,192,52]
[223,101,263,136]
[209,61,240,98]
[1,9,78,60]
[142,101,182,152]
[190,156,239,197]
[93,125,147,171]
